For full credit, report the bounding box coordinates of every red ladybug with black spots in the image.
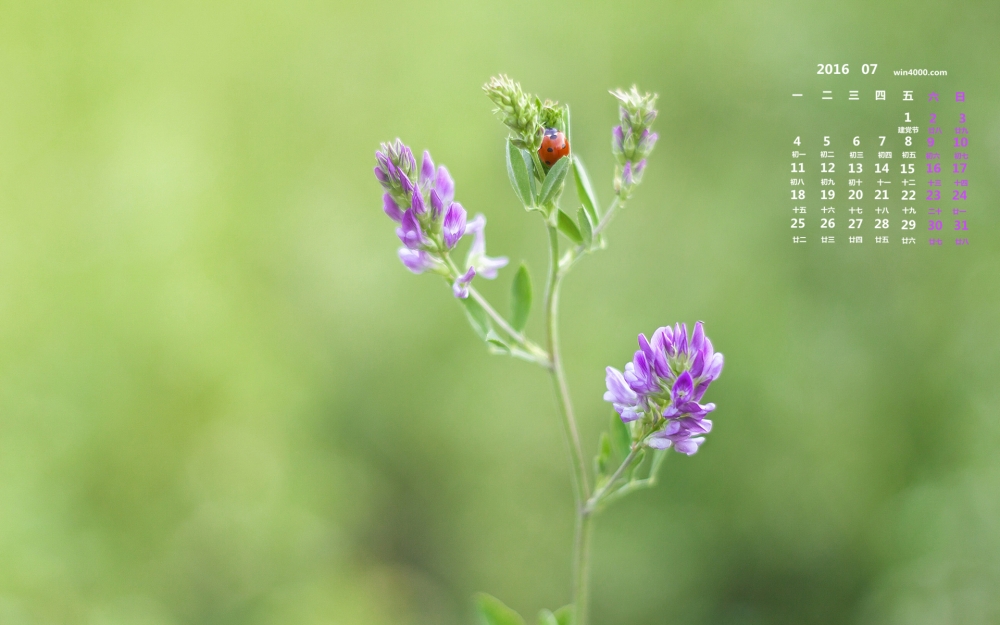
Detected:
[539,128,569,167]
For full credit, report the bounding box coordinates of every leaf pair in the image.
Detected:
[555,207,594,247]
[506,140,571,210]
[506,139,601,251]
[475,593,573,625]
[554,156,600,247]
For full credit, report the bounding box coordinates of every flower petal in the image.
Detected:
[442,202,468,249]
[647,434,672,450]
[383,193,403,222]
[398,248,434,274]
[604,367,637,405]
[420,150,435,188]
[395,208,424,249]
[672,371,694,401]
[434,166,455,204]
[411,189,426,215]
[674,437,705,455]
[451,266,476,299]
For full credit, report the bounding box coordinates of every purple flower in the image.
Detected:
[662,371,715,419]
[463,214,508,279]
[452,266,475,299]
[400,145,416,175]
[375,150,390,173]
[621,161,633,187]
[411,188,427,215]
[648,417,712,455]
[398,248,437,274]
[603,367,641,423]
[428,161,454,219]
[374,139,419,203]
[383,193,403,222]
[440,214,509,298]
[633,159,646,179]
[637,129,658,154]
[623,349,658,395]
[398,172,415,197]
[430,189,445,219]
[377,141,508,284]
[435,166,455,205]
[442,202,467,250]
[612,125,624,156]
[603,322,723,455]
[420,150,435,189]
[396,208,424,249]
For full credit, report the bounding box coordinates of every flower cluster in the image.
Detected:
[375,139,508,296]
[610,86,658,195]
[604,322,723,455]
[483,75,544,152]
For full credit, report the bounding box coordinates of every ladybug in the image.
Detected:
[539,127,570,167]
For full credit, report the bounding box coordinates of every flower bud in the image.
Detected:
[621,161,633,187]
[609,86,658,193]
[411,188,426,215]
[420,150,435,189]
[430,189,445,219]
[612,126,625,160]
[484,74,544,152]
[396,208,424,249]
[442,202,468,250]
[452,266,476,299]
[374,139,420,204]
[399,248,436,274]
[383,193,403,222]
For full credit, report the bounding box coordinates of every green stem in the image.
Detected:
[584,447,641,515]
[442,255,550,367]
[468,286,550,366]
[544,224,592,621]
[559,196,625,275]
[593,196,622,236]
[591,445,668,509]
[545,225,589,502]
[600,476,656,507]
[573,511,594,625]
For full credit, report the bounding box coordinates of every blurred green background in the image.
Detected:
[2,1,999,623]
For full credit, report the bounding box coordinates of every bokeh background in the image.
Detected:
[2,1,999,623]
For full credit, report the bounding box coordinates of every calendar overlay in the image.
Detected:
[790,64,969,246]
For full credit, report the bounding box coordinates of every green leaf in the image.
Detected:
[557,210,582,245]
[537,610,558,625]
[485,330,510,354]
[510,263,532,333]
[577,207,593,248]
[461,297,491,340]
[572,156,599,225]
[553,605,574,625]
[595,431,611,477]
[610,413,630,461]
[537,156,570,206]
[475,593,526,625]
[506,139,535,207]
